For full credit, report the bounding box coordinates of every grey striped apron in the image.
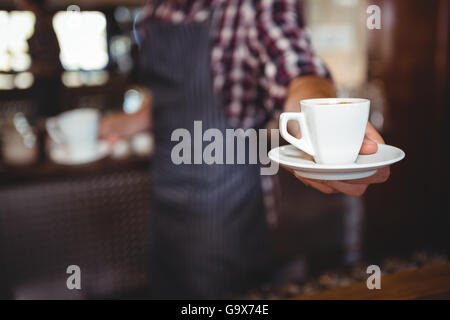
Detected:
[138,4,273,299]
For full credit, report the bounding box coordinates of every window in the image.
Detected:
[53,11,109,71]
[0,10,35,90]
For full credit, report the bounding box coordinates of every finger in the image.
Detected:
[294,175,339,194]
[365,122,385,144]
[344,167,391,184]
[360,122,386,155]
[280,164,295,175]
[280,165,336,193]
[324,180,369,197]
[359,137,378,155]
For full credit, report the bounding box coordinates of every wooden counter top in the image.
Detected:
[296,262,450,300]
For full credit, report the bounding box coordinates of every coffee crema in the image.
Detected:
[318,102,353,105]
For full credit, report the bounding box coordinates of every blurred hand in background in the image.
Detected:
[99,91,152,145]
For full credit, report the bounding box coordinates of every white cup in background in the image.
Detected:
[46,108,100,161]
[280,98,370,165]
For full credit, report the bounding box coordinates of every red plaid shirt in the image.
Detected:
[137,0,331,129]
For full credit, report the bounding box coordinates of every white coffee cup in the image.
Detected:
[280,98,370,165]
[46,108,100,161]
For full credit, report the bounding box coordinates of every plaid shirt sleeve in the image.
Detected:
[253,0,332,118]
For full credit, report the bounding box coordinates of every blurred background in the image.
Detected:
[0,0,448,299]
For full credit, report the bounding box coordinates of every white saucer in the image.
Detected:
[49,141,111,166]
[269,144,405,180]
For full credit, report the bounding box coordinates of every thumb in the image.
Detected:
[360,137,378,155]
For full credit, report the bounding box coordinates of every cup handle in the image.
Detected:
[280,112,315,156]
[46,118,64,145]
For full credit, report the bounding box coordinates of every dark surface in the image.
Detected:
[364,0,450,260]
[0,157,152,299]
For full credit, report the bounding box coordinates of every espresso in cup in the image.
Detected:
[318,101,353,105]
[280,98,370,165]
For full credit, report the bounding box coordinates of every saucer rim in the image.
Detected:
[49,141,111,166]
[268,144,405,172]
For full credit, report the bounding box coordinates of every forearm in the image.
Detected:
[284,75,336,136]
[284,75,336,111]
